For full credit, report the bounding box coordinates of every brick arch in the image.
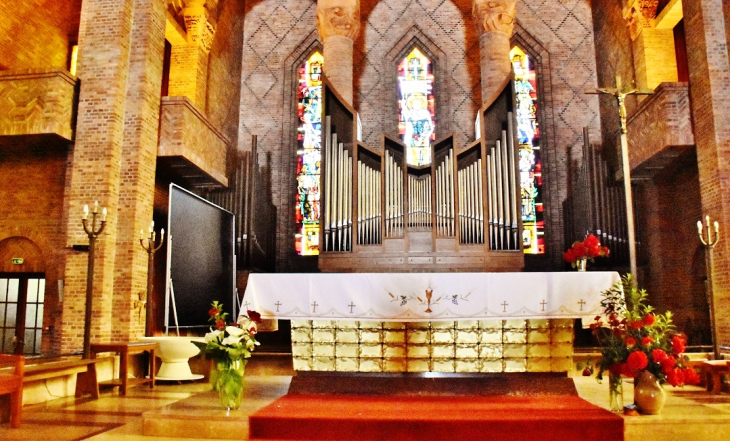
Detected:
[0,236,46,273]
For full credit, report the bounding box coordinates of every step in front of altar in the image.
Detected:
[291,318,576,373]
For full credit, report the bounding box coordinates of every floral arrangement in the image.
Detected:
[193,301,262,394]
[563,233,610,268]
[589,275,699,387]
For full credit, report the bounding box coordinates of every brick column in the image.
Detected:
[683,0,730,348]
[168,43,209,107]
[113,0,166,341]
[317,0,360,106]
[62,0,134,353]
[472,0,516,107]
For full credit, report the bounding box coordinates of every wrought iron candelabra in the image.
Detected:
[82,201,107,359]
[139,222,164,336]
[697,215,720,359]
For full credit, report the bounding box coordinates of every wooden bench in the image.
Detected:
[0,354,24,428]
[701,360,729,394]
[90,342,156,395]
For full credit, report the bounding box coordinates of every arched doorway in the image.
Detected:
[0,236,46,354]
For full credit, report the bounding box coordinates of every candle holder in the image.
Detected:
[139,222,164,336]
[697,215,720,359]
[81,202,107,359]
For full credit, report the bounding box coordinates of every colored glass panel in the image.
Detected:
[511,46,545,255]
[398,47,435,166]
[295,52,323,256]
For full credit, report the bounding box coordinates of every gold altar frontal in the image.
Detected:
[291,319,575,373]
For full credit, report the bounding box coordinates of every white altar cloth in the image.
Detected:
[241,272,621,323]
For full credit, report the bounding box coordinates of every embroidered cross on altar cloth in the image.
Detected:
[240,272,620,324]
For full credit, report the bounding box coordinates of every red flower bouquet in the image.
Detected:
[563,233,610,269]
[590,275,700,387]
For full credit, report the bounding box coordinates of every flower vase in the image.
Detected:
[576,258,587,271]
[634,370,666,415]
[608,373,623,412]
[212,359,245,410]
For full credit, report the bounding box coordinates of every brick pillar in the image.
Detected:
[683,0,730,349]
[61,0,134,353]
[472,0,516,107]
[168,43,209,108]
[113,0,166,341]
[317,0,360,106]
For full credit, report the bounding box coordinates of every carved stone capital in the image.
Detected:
[472,0,517,36]
[317,0,361,41]
[623,0,659,41]
[182,1,215,52]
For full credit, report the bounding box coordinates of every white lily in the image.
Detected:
[204,329,222,343]
[221,335,242,346]
[226,325,244,337]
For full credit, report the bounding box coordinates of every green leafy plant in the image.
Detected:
[590,274,699,387]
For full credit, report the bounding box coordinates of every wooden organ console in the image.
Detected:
[318,81,524,272]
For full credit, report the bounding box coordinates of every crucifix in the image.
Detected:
[586,75,653,283]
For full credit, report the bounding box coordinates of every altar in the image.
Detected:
[243,272,620,374]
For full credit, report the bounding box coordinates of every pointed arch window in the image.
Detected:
[295,51,324,256]
[510,46,545,255]
[398,47,435,166]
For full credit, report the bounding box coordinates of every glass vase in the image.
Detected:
[212,359,245,410]
[608,372,623,412]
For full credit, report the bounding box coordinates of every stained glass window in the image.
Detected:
[295,51,323,256]
[398,47,435,166]
[511,46,545,255]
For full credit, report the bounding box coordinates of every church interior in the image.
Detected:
[1,0,730,439]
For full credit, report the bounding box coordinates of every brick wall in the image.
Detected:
[61,0,135,353]
[683,0,730,350]
[0,144,70,355]
[113,0,166,341]
[239,0,600,271]
[0,0,82,70]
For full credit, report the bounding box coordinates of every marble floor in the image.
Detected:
[2,354,730,440]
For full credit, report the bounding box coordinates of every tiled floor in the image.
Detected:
[2,355,730,440]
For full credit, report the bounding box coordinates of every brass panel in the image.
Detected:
[504,319,526,329]
[360,343,383,358]
[406,329,430,344]
[527,329,550,344]
[480,359,504,373]
[291,328,312,343]
[336,321,359,329]
[550,343,573,357]
[406,322,430,330]
[455,330,479,344]
[432,359,456,372]
[455,344,479,359]
[431,321,456,330]
[292,357,312,371]
[313,329,336,343]
[479,320,503,330]
[312,357,336,371]
[503,330,527,344]
[527,358,552,373]
[455,360,480,373]
[336,358,359,372]
[336,329,359,343]
[432,330,454,344]
[503,344,527,358]
[312,320,337,329]
[360,330,382,343]
[550,319,574,328]
[383,330,406,344]
[291,342,312,358]
[383,322,406,330]
[551,357,573,372]
[526,344,551,358]
[478,344,503,359]
[291,320,312,329]
[383,344,406,358]
[384,358,407,372]
[335,343,359,358]
[359,359,383,372]
[359,321,383,329]
[479,329,503,344]
[406,345,430,359]
[406,359,430,372]
[551,327,574,344]
[456,320,479,330]
[313,343,335,357]
[432,344,455,359]
[527,319,551,329]
[504,358,527,372]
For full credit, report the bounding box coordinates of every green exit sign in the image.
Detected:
[11,258,23,265]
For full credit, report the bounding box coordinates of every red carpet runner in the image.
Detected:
[250,391,623,440]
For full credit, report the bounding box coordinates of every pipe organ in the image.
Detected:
[319,80,524,272]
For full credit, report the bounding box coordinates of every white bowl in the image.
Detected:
[139,336,205,381]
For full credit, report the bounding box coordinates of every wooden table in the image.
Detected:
[701,360,729,394]
[90,342,157,395]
